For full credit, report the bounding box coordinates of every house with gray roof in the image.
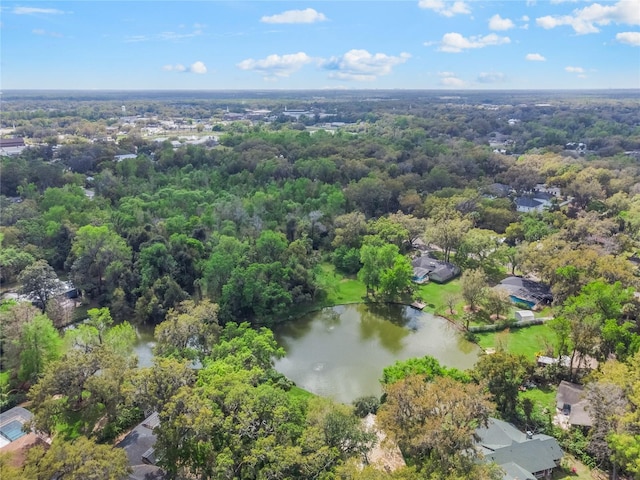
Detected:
[476,418,563,480]
[496,277,553,309]
[116,411,165,480]
[411,255,460,284]
[556,381,593,427]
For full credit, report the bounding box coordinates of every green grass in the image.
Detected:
[474,323,556,358]
[519,384,556,414]
[415,279,463,316]
[288,385,316,401]
[314,263,367,306]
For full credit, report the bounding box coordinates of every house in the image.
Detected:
[116,411,165,480]
[411,256,461,284]
[476,418,563,480]
[0,407,34,449]
[0,406,50,470]
[495,277,553,309]
[536,355,599,373]
[515,196,549,213]
[556,381,593,428]
[114,153,137,162]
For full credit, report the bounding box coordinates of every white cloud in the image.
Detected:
[617,31,640,45]
[32,29,63,38]
[260,8,327,24]
[418,0,471,17]
[322,49,410,81]
[477,72,506,83]
[159,29,203,40]
[565,65,585,73]
[162,62,207,74]
[13,7,65,15]
[438,71,465,87]
[522,15,530,22]
[126,26,204,43]
[163,64,187,72]
[237,52,313,80]
[536,0,640,34]
[190,61,207,74]
[489,14,515,30]
[437,32,511,52]
[526,53,547,61]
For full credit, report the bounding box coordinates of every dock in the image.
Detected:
[410,301,426,310]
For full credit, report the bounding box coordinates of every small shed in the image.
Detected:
[515,310,534,322]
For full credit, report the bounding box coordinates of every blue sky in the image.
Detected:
[1,1,639,90]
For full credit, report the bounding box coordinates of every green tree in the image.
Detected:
[18,259,61,312]
[381,355,470,385]
[473,352,530,419]
[17,314,62,382]
[67,225,131,298]
[379,255,414,299]
[21,436,130,480]
[358,242,404,297]
[137,242,176,290]
[482,288,511,322]
[424,213,471,263]
[460,269,487,319]
[377,375,494,475]
[154,299,220,362]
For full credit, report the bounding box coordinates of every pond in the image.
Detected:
[133,323,156,368]
[272,304,481,404]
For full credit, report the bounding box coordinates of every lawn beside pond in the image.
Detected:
[474,323,556,358]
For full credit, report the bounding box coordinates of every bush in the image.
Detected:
[352,395,380,417]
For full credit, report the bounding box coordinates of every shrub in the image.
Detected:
[353,395,380,417]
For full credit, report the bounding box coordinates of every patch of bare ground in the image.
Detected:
[362,414,406,472]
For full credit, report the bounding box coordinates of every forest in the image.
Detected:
[1,89,639,480]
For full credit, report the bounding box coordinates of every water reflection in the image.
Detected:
[133,323,156,368]
[273,304,480,404]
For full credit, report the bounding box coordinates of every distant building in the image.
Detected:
[0,137,26,156]
[565,142,587,154]
[114,154,138,162]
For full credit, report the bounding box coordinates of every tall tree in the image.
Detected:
[20,436,130,480]
[18,259,61,312]
[377,375,494,476]
[154,299,220,362]
[17,314,62,383]
[473,352,530,419]
[424,213,471,263]
[67,225,131,298]
[460,269,487,317]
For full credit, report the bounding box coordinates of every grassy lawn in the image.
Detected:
[314,263,367,306]
[288,385,316,402]
[415,279,463,317]
[474,323,556,358]
[553,454,607,480]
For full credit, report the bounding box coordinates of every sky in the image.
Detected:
[1,0,639,90]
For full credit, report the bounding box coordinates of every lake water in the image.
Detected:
[272,304,480,404]
[133,323,156,368]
